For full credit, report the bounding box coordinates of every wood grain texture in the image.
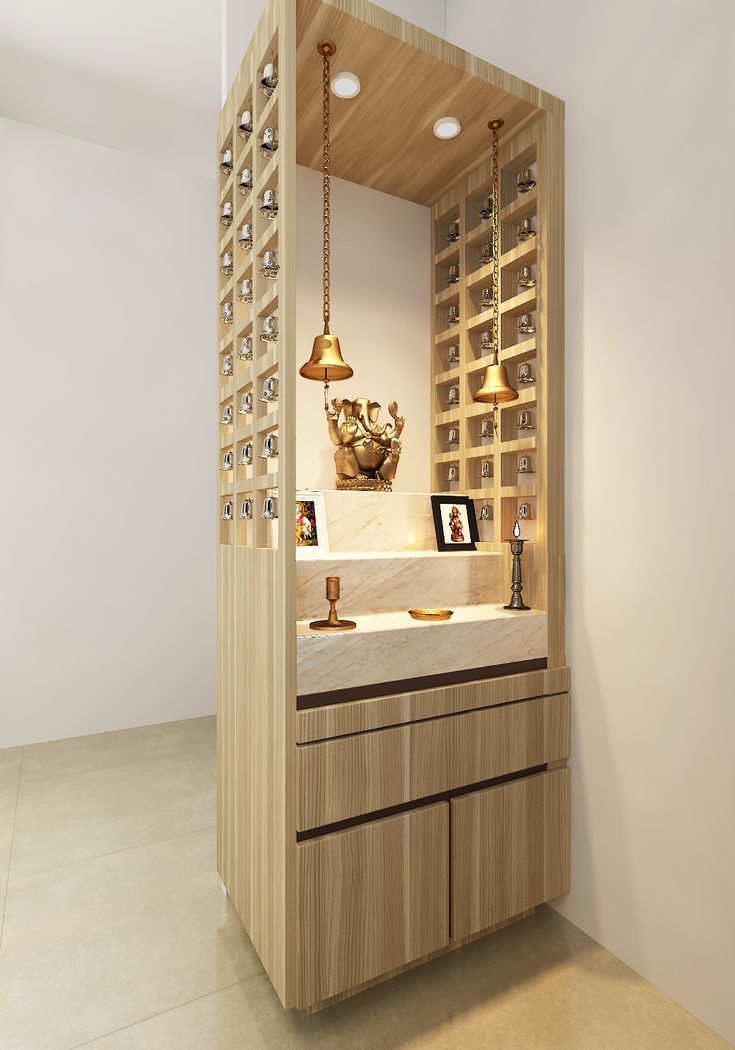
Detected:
[217,0,297,1009]
[305,908,534,1012]
[298,693,570,830]
[295,0,562,204]
[451,767,570,939]
[297,665,570,742]
[297,802,449,1007]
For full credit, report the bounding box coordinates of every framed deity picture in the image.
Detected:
[295,490,328,557]
[431,494,479,552]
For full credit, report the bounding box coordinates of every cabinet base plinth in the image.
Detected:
[303,908,535,1014]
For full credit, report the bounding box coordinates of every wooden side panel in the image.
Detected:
[217,0,297,1008]
[297,803,449,1007]
[451,767,570,940]
[298,693,570,830]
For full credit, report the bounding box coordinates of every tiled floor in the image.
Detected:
[0,718,728,1050]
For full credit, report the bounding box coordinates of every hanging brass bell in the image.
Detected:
[299,333,353,382]
[474,353,519,404]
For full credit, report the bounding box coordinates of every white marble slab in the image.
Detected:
[322,490,437,552]
[296,550,504,619]
[297,604,547,696]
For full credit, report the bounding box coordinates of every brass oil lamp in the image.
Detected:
[473,118,518,434]
[299,40,353,409]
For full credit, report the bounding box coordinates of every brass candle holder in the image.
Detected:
[309,576,356,632]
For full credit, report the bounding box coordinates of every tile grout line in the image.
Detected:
[18,742,199,788]
[6,822,218,885]
[0,746,24,949]
[67,971,265,1049]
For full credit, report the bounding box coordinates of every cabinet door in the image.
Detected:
[297,802,449,1008]
[451,768,570,941]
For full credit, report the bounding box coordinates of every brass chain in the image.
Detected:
[491,123,500,358]
[322,49,331,333]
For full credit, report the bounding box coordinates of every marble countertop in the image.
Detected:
[297,603,543,637]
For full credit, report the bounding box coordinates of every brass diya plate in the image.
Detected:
[408,608,453,621]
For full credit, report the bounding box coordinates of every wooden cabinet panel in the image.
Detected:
[451,767,570,940]
[297,803,449,1008]
[298,693,570,831]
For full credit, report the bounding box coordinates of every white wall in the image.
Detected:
[446,1,735,1041]
[295,165,431,492]
[0,116,216,748]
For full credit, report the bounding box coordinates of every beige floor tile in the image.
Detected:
[0,747,22,790]
[0,785,19,877]
[178,715,216,754]
[195,746,216,776]
[20,722,191,782]
[74,909,729,1050]
[10,751,215,877]
[0,828,262,1050]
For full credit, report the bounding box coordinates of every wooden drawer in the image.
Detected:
[297,802,449,1008]
[298,693,570,831]
[451,767,570,940]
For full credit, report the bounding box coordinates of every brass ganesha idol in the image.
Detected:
[326,396,405,491]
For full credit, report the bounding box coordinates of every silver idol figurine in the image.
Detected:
[480,459,491,479]
[447,304,460,326]
[239,498,253,520]
[261,494,279,519]
[238,391,253,415]
[221,501,234,522]
[259,433,278,459]
[517,313,536,335]
[220,353,233,376]
[518,501,531,520]
[238,168,253,195]
[260,188,278,218]
[446,219,460,243]
[238,223,253,249]
[220,403,233,425]
[239,335,253,360]
[238,278,253,303]
[447,464,458,483]
[447,427,459,446]
[260,62,278,98]
[480,330,493,351]
[220,201,233,227]
[260,314,278,342]
[516,217,535,243]
[478,194,493,220]
[517,410,534,431]
[240,441,253,465]
[220,250,233,275]
[260,127,278,158]
[517,361,535,384]
[446,263,460,285]
[260,376,279,403]
[517,167,536,193]
[479,503,491,521]
[447,343,460,365]
[447,385,460,407]
[480,418,493,440]
[220,450,233,472]
[516,265,536,289]
[220,148,233,175]
[260,250,279,279]
[479,286,493,308]
[238,110,253,140]
[221,302,233,325]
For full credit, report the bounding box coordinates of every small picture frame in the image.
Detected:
[431,494,479,552]
[295,490,328,557]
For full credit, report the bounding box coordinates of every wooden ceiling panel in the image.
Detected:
[296,0,549,205]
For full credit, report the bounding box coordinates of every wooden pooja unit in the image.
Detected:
[217,0,567,1012]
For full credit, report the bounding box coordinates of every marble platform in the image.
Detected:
[296,605,547,697]
[321,490,436,552]
[296,550,504,620]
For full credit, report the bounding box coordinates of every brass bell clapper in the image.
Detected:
[472,118,519,437]
[505,519,531,611]
[309,576,356,632]
[299,41,354,411]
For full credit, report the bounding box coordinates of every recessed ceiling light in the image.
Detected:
[433,116,461,139]
[331,71,361,98]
